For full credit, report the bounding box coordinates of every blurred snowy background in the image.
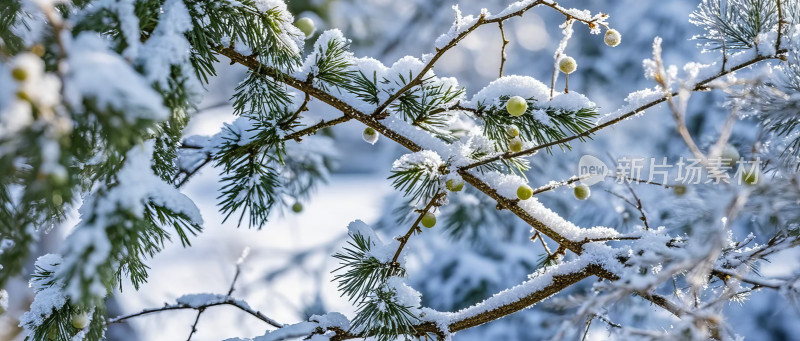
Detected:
[3,0,800,340]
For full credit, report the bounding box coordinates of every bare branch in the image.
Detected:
[498,21,509,77]
[107,297,283,329]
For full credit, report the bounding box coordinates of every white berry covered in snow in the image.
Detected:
[71,311,90,329]
[295,18,315,37]
[604,29,621,47]
[508,138,524,152]
[558,56,577,74]
[506,125,520,137]
[362,127,379,144]
[506,96,528,117]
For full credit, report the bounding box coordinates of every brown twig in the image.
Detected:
[623,182,649,230]
[390,192,445,267]
[498,21,509,77]
[284,115,352,141]
[279,92,310,130]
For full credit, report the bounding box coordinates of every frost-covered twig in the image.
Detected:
[107,296,283,328]
[530,175,588,196]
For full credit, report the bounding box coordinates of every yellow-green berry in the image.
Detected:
[71,311,89,329]
[573,184,591,200]
[292,202,303,213]
[506,96,528,117]
[742,169,759,185]
[295,18,315,37]
[421,212,436,228]
[517,185,533,200]
[16,91,30,101]
[11,67,27,81]
[509,138,523,152]
[506,125,520,138]
[446,178,464,192]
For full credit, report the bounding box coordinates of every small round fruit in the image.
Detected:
[421,212,436,228]
[292,202,303,213]
[517,185,533,200]
[720,144,740,167]
[508,138,524,153]
[672,184,687,196]
[742,169,759,185]
[16,90,30,101]
[573,184,591,200]
[558,56,577,74]
[11,67,27,81]
[295,18,315,37]
[446,178,464,192]
[362,127,379,144]
[505,125,520,137]
[506,96,528,117]
[604,29,621,47]
[71,311,89,329]
[32,44,45,57]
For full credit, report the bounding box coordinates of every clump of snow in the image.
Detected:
[347,220,397,263]
[19,254,67,331]
[468,75,550,108]
[232,313,351,341]
[87,0,140,59]
[138,0,201,103]
[296,29,353,82]
[392,150,444,174]
[0,53,62,136]
[309,312,350,330]
[384,276,422,312]
[596,88,662,125]
[433,5,484,50]
[178,293,230,307]
[251,0,305,62]
[490,0,539,19]
[0,289,7,313]
[472,170,619,241]
[65,33,168,123]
